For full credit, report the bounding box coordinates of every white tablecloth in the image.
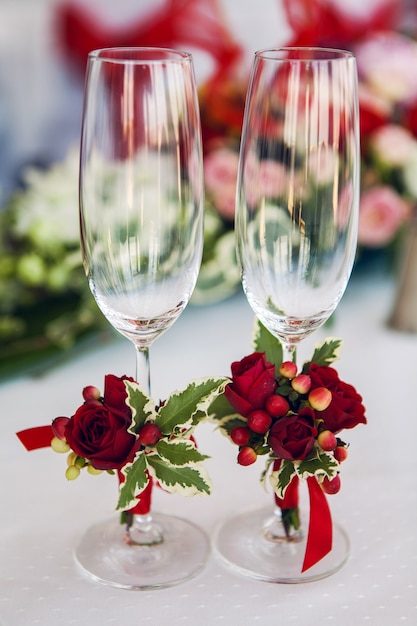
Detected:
[1,269,416,625]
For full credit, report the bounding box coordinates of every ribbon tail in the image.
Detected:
[302,476,333,572]
[16,426,54,451]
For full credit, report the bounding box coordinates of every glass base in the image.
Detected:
[74,513,210,590]
[213,506,349,583]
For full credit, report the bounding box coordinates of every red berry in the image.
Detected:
[291,374,311,394]
[265,394,290,418]
[237,446,257,466]
[322,474,341,494]
[82,385,101,402]
[334,445,349,463]
[230,426,251,446]
[139,423,162,446]
[279,361,298,378]
[317,429,337,451]
[247,410,272,434]
[309,387,332,411]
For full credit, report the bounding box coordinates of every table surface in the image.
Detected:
[1,268,416,625]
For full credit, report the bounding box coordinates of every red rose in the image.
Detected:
[268,407,317,461]
[308,363,366,433]
[65,375,137,470]
[225,352,277,417]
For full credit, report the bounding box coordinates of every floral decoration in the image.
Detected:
[209,318,366,569]
[17,373,228,513]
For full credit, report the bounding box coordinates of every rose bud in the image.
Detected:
[51,436,70,454]
[334,445,349,463]
[82,385,101,402]
[138,423,162,446]
[279,361,298,378]
[321,474,341,494]
[291,374,311,394]
[265,394,290,418]
[237,446,257,466]
[247,410,272,434]
[65,465,80,481]
[87,465,102,475]
[317,429,337,451]
[51,416,70,441]
[309,387,332,411]
[230,426,251,446]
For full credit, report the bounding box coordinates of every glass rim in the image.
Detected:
[254,47,355,61]
[88,46,192,64]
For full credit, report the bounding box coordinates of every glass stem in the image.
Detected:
[282,341,297,364]
[135,345,151,395]
[127,343,163,545]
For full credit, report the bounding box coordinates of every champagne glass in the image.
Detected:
[77,48,206,589]
[214,48,360,582]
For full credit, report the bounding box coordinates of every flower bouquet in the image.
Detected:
[210,318,366,580]
[17,372,227,588]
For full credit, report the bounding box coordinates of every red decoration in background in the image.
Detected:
[283,0,403,49]
[54,0,242,82]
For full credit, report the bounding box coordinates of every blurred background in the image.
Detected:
[1,0,417,376]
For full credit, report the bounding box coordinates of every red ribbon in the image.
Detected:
[16,425,54,450]
[273,460,333,572]
[302,476,333,572]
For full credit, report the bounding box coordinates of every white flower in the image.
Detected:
[13,145,80,248]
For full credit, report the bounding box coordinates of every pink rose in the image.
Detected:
[358,186,411,247]
[204,148,238,220]
[370,125,416,168]
[356,32,417,105]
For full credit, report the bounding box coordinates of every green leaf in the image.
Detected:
[215,415,247,438]
[270,459,297,499]
[116,452,149,511]
[208,392,234,422]
[297,451,339,480]
[302,337,342,371]
[146,454,212,496]
[252,319,283,370]
[124,380,156,434]
[260,456,275,491]
[156,377,228,435]
[155,438,210,466]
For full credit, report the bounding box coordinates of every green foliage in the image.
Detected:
[302,337,342,371]
[117,453,149,511]
[155,439,210,466]
[252,319,283,371]
[117,376,227,510]
[156,377,228,434]
[146,454,212,496]
[124,381,156,433]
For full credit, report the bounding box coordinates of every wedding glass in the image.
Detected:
[78,47,206,589]
[214,48,360,582]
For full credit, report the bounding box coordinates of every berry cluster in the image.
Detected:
[229,361,349,495]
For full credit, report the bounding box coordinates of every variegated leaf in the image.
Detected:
[269,459,297,499]
[124,380,156,434]
[146,454,212,496]
[156,377,228,435]
[155,438,210,466]
[116,452,149,511]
